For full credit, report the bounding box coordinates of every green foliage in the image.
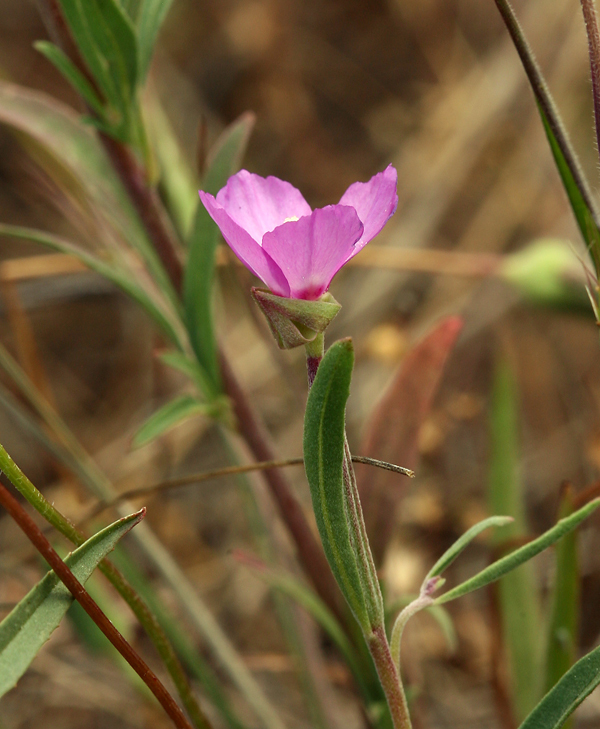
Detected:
[544,489,580,709]
[518,644,600,729]
[435,499,600,605]
[303,339,377,632]
[0,511,143,697]
[54,0,139,141]
[34,41,106,116]
[425,515,513,580]
[184,113,255,395]
[132,394,212,447]
[494,0,600,277]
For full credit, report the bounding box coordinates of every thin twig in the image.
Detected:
[0,481,194,729]
[81,455,414,523]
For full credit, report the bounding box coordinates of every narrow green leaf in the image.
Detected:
[0,510,143,697]
[426,516,513,580]
[435,499,600,605]
[303,339,371,631]
[0,225,184,350]
[544,489,580,701]
[184,112,255,395]
[133,395,209,447]
[34,41,106,117]
[137,0,175,81]
[518,644,600,729]
[58,0,138,123]
[494,0,600,273]
[488,358,542,720]
[539,108,600,273]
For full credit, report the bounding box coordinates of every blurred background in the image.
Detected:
[1,0,600,727]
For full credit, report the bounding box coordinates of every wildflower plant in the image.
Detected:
[0,1,600,729]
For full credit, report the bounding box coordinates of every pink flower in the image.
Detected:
[199,165,398,300]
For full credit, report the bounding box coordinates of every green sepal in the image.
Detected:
[252,288,341,350]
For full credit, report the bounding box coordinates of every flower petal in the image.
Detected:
[262,205,363,299]
[338,164,398,256]
[215,169,312,243]
[199,191,290,296]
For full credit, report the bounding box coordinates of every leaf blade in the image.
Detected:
[0,510,143,697]
[518,644,600,729]
[435,499,600,605]
[303,339,371,630]
[184,112,255,395]
[133,395,209,447]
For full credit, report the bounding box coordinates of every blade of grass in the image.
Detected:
[0,80,179,305]
[494,0,600,274]
[544,486,580,713]
[488,357,543,721]
[184,112,256,394]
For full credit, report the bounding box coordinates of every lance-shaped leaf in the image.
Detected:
[0,510,144,697]
[518,643,600,729]
[56,0,139,140]
[435,499,600,605]
[425,516,513,580]
[303,338,372,631]
[184,112,255,395]
[132,395,213,447]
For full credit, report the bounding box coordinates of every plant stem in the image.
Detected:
[368,625,412,729]
[305,333,324,387]
[0,442,213,729]
[0,480,193,729]
[581,0,600,164]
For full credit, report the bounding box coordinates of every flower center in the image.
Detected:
[283,216,300,223]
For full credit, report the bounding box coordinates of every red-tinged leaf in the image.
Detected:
[356,316,463,565]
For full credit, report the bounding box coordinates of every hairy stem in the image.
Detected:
[581,0,600,161]
[0,480,193,729]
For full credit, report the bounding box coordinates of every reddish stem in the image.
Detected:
[0,482,193,729]
[581,0,600,163]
